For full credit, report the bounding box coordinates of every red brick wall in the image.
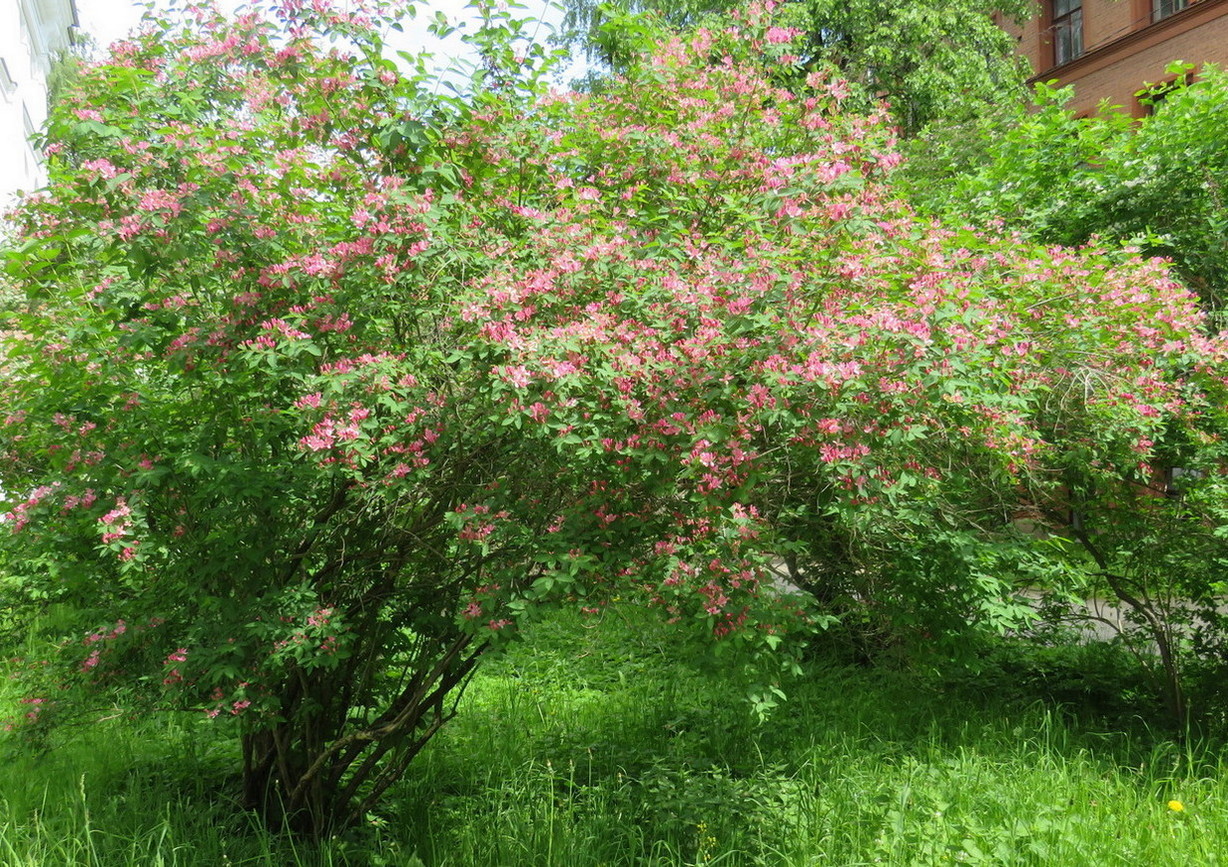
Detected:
[1068,14,1228,114]
[1001,0,1228,116]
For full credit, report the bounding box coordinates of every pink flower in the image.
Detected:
[81,158,121,179]
[301,418,336,451]
[137,189,183,216]
[100,499,131,526]
[501,365,532,388]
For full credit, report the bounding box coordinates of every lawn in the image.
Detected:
[1,609,1224,865]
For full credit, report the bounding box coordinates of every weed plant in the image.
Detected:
[1,609,1226,865]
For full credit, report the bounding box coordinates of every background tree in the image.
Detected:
[902,65,1228,314]
[560,0,1036,134]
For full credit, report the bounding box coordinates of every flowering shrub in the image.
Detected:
[2,0,1225,832]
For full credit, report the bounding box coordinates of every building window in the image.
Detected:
[1136,67,1194,115]
[1053,0,1083,65]
[1153,0,1190,22]
[1164,466,1204,498]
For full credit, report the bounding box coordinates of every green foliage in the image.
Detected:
[369,614,1228,865]
[5,0,1228,837]
[945,636,1167,725]
[560,0,1035,134]
[0,0,611,834]
[904,64,1228,311]
[900,64,1228,724]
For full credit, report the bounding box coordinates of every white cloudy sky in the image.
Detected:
[73,0,575,79]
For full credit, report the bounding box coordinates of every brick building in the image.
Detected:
[0,0,79,209]
[1003,0,1228,115]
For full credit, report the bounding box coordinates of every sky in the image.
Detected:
[72,0,576,80]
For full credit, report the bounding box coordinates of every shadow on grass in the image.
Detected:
[0,610,1221,866]
[390,610,1223,866]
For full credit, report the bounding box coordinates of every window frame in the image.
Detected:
[1052,0,1084,66]
[1135,65,1196,115]
[1153,0,1191,23]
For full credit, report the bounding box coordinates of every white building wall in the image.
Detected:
[0,0,78,211]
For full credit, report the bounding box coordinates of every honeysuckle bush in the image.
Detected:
[1027,349,1228,726]
[1008,249,1228,725]
[898,65,1228,722]
[3,0,1228,834]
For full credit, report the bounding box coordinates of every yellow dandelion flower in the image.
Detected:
[1168,800,1185,812]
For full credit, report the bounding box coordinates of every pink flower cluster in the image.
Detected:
[99,498,133,544]
[80,620,127,673]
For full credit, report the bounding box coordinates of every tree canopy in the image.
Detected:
[902,66,1228,313]
[560,0,1035,134]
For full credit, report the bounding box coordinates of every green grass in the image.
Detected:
[1,610,1226,865]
